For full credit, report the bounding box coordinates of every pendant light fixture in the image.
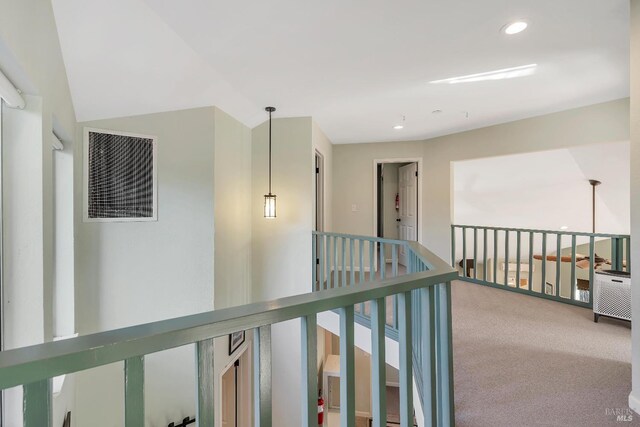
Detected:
[264,106,277,218]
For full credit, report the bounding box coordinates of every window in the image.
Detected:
[83,128,157,222]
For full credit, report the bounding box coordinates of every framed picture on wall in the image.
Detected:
[229,331,245,355]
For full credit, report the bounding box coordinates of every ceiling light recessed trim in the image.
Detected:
[429,64,537,84]
[393,125,404,130]
[503,21,528,35]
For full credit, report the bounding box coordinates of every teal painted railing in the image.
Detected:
[0,232,456,427]
[312,231,456,427]
[451,225,630,308]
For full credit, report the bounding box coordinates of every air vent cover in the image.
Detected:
[84,128,157,222]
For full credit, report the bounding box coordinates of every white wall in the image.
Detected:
[333,99,630,262]
[0,2,77,424]
[629,0,640,415]
[212,107,254,426]
[214,107,253,309]
[74,108,216,426]
[453,141,630,234]
[251,116,314,426]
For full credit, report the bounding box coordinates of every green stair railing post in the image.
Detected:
[398,291,413,427]
[370,298,387,427]
[461,227,467,278]
[421,286,437,427]
[555,234,562,297]
[589,236,595,306]
[125,355,145,427]
[482,228,488,282]
[473,227,478,280]
[541,233,547,294]
[515,231,521,289]
[435,282,455,427]
[504,230,509,286]
[339,306,356,427]
[450,225,456,267]
[493,229,498,284]
[301,315,317,427]
[571,235,577,301]
[254,325,272,427]
[23,379,51,427]
[528,232,534,292]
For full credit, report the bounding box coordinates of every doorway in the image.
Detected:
[220,348,251,427]
[374,160,421,267]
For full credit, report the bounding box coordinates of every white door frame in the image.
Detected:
[219,344,251,427]
[372,158,423,245]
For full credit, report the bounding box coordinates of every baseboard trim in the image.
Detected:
[629,391,640,415]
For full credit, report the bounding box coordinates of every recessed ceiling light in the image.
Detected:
[393,125,404,130]
[503,21,528,35]
[429,64,537,84]
[560,226,569,230]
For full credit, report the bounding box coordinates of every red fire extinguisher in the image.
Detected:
[318,389,325,425]
[395,193,400,211]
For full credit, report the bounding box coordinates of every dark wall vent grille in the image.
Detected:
[84,128,157,221]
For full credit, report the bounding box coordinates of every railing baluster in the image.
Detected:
[334,236,339,287]
[626,237,632,273]
[312,234,317,291]
[398,291,413,427]
[462,227,467,278]
[473,227,478,280]
[504,230,509,286]
[324,236,333,289]
[23,380,51,427]
[359,239,365,283]
[450,225,456,267]
[392,244,398,277]
[556,234,562,297]
[541,233,547,294]
[435,282,455,427]
[421,287,437,427]
[571,235,577,301]
[588,236,595,305]
[342,237,347,286]
[125,356,145,426]
[493,229,498,284]
[393,294,398,329]
[319,236,325,290]
[371,298,387,427]
[615,237,624,271]
[380,242,386,279]
[350,239,355,285]
[528,232,534,292]
[254,326,272,427]
[301,315,318,427]
[195,341,214,427]
[339,306,356,427]
[369,241,375,282]
[516,231,521,290]
[483,228,488,282]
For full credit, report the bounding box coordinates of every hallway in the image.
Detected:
[452,280,637,426]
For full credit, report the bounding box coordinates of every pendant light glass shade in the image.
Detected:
[264,106,277,219]
[264,193,276,218]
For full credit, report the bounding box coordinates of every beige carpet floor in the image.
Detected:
[452,280,638,426]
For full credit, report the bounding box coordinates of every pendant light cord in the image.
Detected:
[268,108,272,194]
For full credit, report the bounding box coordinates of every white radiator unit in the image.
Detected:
[593,270,631,323]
